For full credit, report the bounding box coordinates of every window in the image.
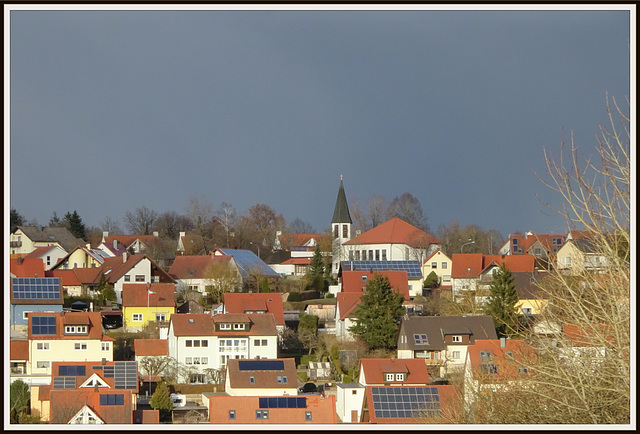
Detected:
[23,311,32,320]
[522,307,532,314]
[250,376,255,384]
[47,256,51,266]
[451,335,462,343]
[368,250,373,261]
[186,340,193,347]
[189,374,205,384]
[433,351,441,360]
[229,410,236,420]
[395,373,404,381]
[194,340,201,347]
[534,248,542,256]
[375,250,380,261]
[452,351,461,359]
[512,238,518,245]
[385,373,394,382]
[36,361,50,369]
[185,357,193,364]
[75,343,88,351]
[220,323,231,330]
[188,285,199,291]
[348,250,354,261]
[333,225,339,238]
[233,323,245,330]
[361,275,368,282]
[100,394,124,405]
[132,313,143,322]
[102,342,110,351]
[124,275,131,282]
[201,340,208,347]
[443,275,451,282]
[155,313,166,322]
[65,325,88,334]
[305,411,312,421]
[362,250,366,260]
[480,351,493,363]
[414,334,428,345]
[506,351,514,359]
[342,225,348,238]
[431,262,437,269]
[352,390,358,395]
[277,376,288,384]
[517,366,529,375]
[442,262,448,269]
[135,275,145,282]
[256,410,269,419]
[481,364,499,375]
[382,250,387,261]
[37,342,50,350]
[355,251,360,260]
[565,257,572,266]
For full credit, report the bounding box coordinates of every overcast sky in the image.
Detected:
[7,6,632,238]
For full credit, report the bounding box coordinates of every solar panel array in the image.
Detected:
[114,362,137,389]
[259,397,306,409]
[343,261,423,278]
[31,316,57,335]
[100,394,125,405]
[12,277,61,300]
[371,386,442,419]
[53,376,77,389]
[220,249,280,277]
[59,365,86,376]
[238,360,285,371]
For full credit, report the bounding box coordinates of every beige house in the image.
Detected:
[557,239,608,275]
[421,250,453,287]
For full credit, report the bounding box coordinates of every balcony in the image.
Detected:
[10,241,22,248]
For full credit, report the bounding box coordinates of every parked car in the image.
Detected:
[170,393,186,408]
[299,382,317,394]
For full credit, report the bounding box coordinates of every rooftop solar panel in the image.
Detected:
[220,249,280,277]
[238,360,285,371]
[114,362,137,389]
[371,386,442,419]
[343,261,423,278]
[259,397,306,409]
[53,376,77,389]
[12,277,62,300]
[31,316,57,335]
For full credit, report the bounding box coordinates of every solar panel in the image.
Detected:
[220,249,280,277]
[31,316,57,335]
[238,360,285,371]
[259,397,306,409]
[343,261,423,278]
[371,387,442,419]
[100,394,124,405]
[59,365,86,376]
[114,362,137,389]
[53,376,77,389]
[12,277,62,300]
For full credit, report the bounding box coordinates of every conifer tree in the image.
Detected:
[423,270,439,289]
[149,381,173,415]
[484,264,519,337]
[64,210,87,239]
[349,274,405,350]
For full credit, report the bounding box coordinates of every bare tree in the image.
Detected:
[138,355,177,379]
[124,206,158,235]
[100,216,123,234]
[286,217,316,234]
[213,202,237,247]
[154,210,193,239]
[386,192,429,232]
[203,261,242,303]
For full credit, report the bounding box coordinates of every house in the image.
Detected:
[396,315,498,379]
[96,238,129,258]
[10,277,64,331]
[335,292,363,341]
[176,231,210,256]
[307,361,332,381]
[10,225,86,255]
[10,340,29,382]
[270,232,330,276]
[556,238,608,274]
[134,339,171,383]
[360,384,461,424]
[30,360,139,424]
[359,358,430,386]
[25,312,115,384]
[208,394,336,424]
[10,257,46,278]
[122,283,176,332]
[450,253,535,297]
[341,270,410,300]
[513,271,549,315]
[100,231,159,255]
[339,260,424,297]
[212,248,280,290]
[167,313,278,383]
[274,257,312,277]
[50,244,111,270]
[168,254,239,296]
[421,250,453,289]
[335,383,366,423]
[177,299,206,314]
[560,323,614,362]
[224,358,298,396]
[497,231,567,259]
[45,269,84,297]
[341,218,442,271]
[23,245,67,270]
[223,292,286,335]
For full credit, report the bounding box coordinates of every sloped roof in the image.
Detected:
[134,339,169,356]
[451,254,535,279]
[341,270,410,300]
[480,254,535,274]
[277,233,326,249]
[360,358,430,385]
[336,292,363,320]
[397,315,498,351]
[10,257,46,278]
[100,254,147,283]
[72,267,103,285]
[104,234,156,249]
[226,358,297,389]
[168,255,232,280]
[10,277,64,305]
[27,312,114,341]
[223,292,285,326]
[466,339,534,381]
[280,257,312,266]
[170,314,215,336]
[562,323,615,347]
[344,218,441,247]
[500,233,567,255]
[122,283,176,308]
[217,249,280,278]
[423,249,451,264]
[45,269,82,287]
[332,180,352,224]
[24,245,60,259]
[49,388,134,424]
[10,340,29,361]
[170,312,277,337]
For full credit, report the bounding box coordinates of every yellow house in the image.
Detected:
[52,245,105,270]
[122,283,176,332]
[513,271,549,315]
[421,250,453,287]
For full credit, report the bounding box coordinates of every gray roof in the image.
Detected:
[397,315,498,351]
[331,180,352,224]
[571,238,598,253]
[15,226,86,252]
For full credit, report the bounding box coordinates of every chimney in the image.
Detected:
[102,231,108,242]
[123,252,128,263]
[17,257,24,265]
[500,337,506,348]
[114,239,118,250]
[179,231,185,239]
[102,358,107,365]
[390,357,395,363]
[153,231,159,237]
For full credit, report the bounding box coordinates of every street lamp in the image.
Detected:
[461,239,476,253]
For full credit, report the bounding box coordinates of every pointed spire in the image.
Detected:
[332,177,352,224]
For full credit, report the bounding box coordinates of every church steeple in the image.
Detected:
[332,175,352,225]
[331,177,352,275]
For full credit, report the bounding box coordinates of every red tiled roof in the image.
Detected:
[133,409,160,424]
[451,254,535,278]
[134,339,169,356]
[49,389,134,424]
[170,313,215,336]
[24,246,59,259]
[344,218,441,247]
[100,254,147,283]
[341,270,410,300]
[360,358,430,385]
[563,324,616,347]
[171,312,279,337]
[423,249,450,264]
[277,233,326,249]
[223,292,285,326]
[122,283,175,308]
[336,292,363,320]
[466,339,534,381]
[226,358,298,389]
[10,340,29,361]
[168,255,231,279]
[27,312,115,341]
[10,258,46,278]
[481,254,535,274]
[209,394,336,424]
[72,267,103,285]
[280,257,312,265]
[45,269,82,286]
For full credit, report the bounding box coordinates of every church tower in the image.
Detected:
[331,176,352,275]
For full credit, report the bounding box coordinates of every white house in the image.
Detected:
[335,383,365,423]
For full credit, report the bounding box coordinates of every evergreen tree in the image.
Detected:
[10,208,25,232]
[10,380,30,423]
[309,246,325,280]
[484,264,520,337]
[423,271,440,289]
[149,381,173,415]
[349,274,406,350]
[64,210,87,239]
[96,275,117,306]
[49,211,63,227]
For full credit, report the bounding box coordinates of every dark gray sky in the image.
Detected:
[8,6,631,237]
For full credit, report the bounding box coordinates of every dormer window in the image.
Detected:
[385,373,394,382]
[220,323,231,330]
[65,325,88,334]
[233,323,245,330]
[451,335,462,343]
[395,373,404,381]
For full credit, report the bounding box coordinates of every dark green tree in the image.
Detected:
[64,210,87,239]
[349,274,406,350]
[423,271,440,289]
[10,380,30,423]
[484,264,520,337]
[96,274,117,305]
[306,246,327,292]
[149,381,173,415]
[49,211,64,227]
[260,278,270,293]
[10,208,25,232]
[298,313,319,355]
